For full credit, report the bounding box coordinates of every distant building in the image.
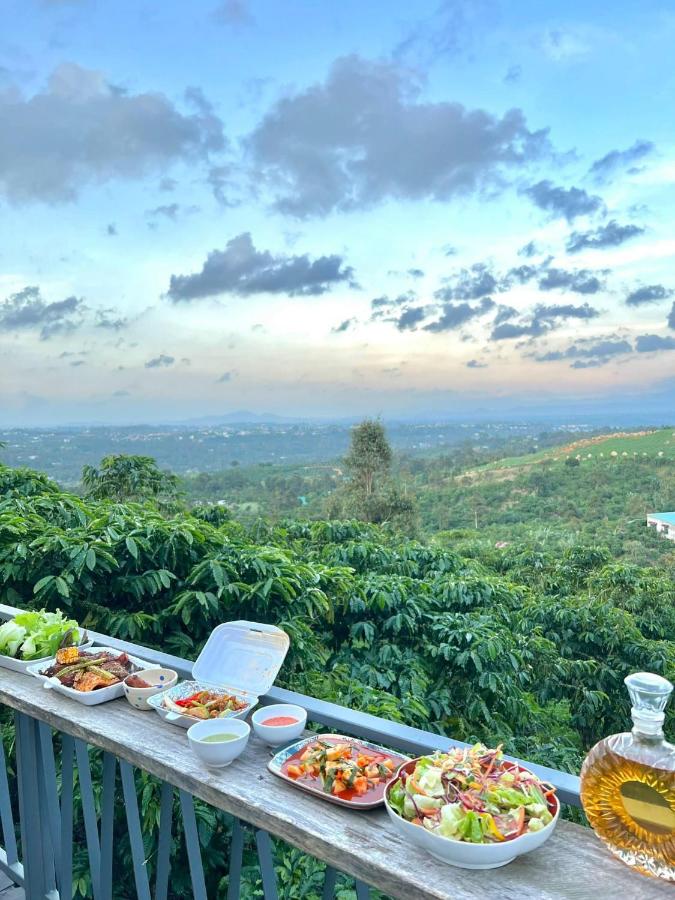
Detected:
[646,512,675,541]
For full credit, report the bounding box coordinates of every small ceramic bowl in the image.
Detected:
[187,717,250,768]
[123,668,178,711]
[251,704,307,746]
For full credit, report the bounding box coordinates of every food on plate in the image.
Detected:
[41,649,139,692]
[285,739,397,798]
[125,674,152,688]
[162,689,248,720]
[0,609,85,661]
[387,744,557,843]
[261,715,299,726]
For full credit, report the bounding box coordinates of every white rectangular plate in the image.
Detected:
[147,679,258,728]
[26,646,159,706]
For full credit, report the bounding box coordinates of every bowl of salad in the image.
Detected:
[384,744,559,869]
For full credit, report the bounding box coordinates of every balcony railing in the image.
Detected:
[0,602,670,900]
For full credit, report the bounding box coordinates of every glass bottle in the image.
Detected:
[580,672,675,881]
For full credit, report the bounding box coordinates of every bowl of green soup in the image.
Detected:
[187,717,250,768]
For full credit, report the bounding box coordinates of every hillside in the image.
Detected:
[471,428,675,474]
[410,430,675,567]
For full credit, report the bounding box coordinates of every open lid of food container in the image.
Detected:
[192,620,290,697]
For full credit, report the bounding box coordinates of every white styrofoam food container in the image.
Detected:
[27,646,160,706]
[0,637,93,675]
[147,620,290,728]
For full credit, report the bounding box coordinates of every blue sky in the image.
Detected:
[1,0,674,425]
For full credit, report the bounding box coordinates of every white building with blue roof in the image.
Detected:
[647,512,675,541]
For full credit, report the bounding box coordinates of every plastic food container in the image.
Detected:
[147,620,290,729]
[27,646,160,706]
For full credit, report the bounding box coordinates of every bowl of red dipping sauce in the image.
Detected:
[251,704,307,745]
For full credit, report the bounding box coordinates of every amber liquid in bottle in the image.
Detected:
[580,672,675,882]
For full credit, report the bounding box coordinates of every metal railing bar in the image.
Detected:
[321,865,337,900]
[0,602,582,806]
[74,739,102,900]
[154,781,173,900]
[0,731,18,869]
[178,791,208,900]
[15,713,47,899]
[98,752,117,900]
[34,728,57,896]
[254,829,279,900]
[226,817,244,900]
[37,723,61,874]
[119,760,152,900]
[354,881,371,900]
[59,734,74,900]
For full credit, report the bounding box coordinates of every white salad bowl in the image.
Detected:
[123,668,178,711]
[251,704,307,745]
[384,760,560,870]
[187,717,250,768]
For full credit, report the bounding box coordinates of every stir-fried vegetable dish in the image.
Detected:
[41,648,138,691]
[388,744,556,843]
[0,609,84,661]
[285,740,397,799]
[162,690,248,719]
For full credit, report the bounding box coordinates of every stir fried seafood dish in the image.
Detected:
[41,648,139,692]
[162,689,248,720]
[285,740,397,799]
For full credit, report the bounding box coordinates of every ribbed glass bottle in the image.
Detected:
[580,672,675,881]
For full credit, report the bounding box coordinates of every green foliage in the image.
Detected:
[1,458,674,896]
[82,454,182,512]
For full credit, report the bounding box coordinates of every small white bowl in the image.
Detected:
[187,717,250,768]
[123,668,178,711]
[384,760,559,869]
[251,704,307,745]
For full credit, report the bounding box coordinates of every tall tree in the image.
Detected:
[330,419,416,529]
[82,454,181,511]
[344,419,392,497]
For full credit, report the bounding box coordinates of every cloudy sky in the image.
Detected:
[1,0,674,425]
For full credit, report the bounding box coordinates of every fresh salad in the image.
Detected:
[387,744,556,843]
[0,609,85,661]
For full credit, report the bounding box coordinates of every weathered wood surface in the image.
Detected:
[0,669,670,900]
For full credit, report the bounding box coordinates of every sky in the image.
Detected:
[1,0,674,426]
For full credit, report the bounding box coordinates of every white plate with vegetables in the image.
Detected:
[0,609,91,674]
[384,744,559,869]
